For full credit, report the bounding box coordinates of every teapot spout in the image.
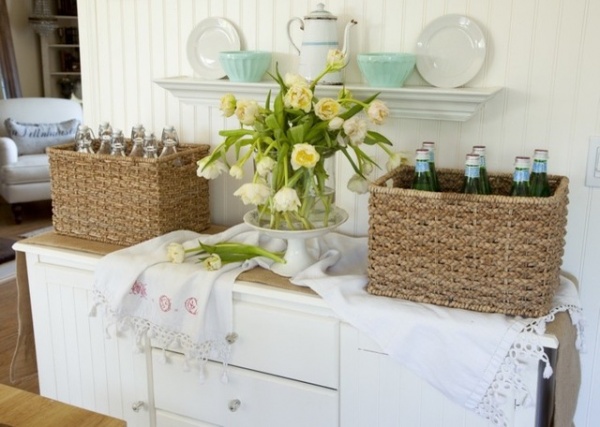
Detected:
[341,19,358,61]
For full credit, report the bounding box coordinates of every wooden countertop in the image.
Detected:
[14,230,317,296]
[0,384,126,426]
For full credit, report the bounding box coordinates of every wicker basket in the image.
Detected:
[367,165,569,318]
[48,141,211,246]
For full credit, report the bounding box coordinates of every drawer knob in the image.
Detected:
[131,401,145,412]
[228,399,241,412]
[226,332,239,344]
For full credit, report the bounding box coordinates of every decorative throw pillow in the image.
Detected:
[4,118,80,155]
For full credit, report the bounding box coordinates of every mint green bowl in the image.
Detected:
[219,51,272,82]
[357,53,416,88]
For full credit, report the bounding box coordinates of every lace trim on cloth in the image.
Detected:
[90,289,233,384]
[475,304,585,426]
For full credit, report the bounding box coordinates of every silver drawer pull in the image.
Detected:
[226,332,239,344]
[131,401,145,412]
[228,399,241,412]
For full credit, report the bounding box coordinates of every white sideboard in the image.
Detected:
[14,240,557,427]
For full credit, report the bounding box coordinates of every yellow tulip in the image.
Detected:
[291,143,320,170]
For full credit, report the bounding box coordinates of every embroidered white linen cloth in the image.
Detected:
[92,224,284,370]
[289,232,584,426]
[92,225,583,425]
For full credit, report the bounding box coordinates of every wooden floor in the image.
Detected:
[0,199,53,240]
[0,199,53,395]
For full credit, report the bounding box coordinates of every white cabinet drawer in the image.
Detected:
[156,410,219,427]
[153,350,338,427]
[229,300,339,388]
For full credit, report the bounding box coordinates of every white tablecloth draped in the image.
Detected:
[92,226,583,425]
[92,224,284,380]
[291,232,583,425]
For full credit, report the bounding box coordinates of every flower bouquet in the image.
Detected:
[198,49,406,230]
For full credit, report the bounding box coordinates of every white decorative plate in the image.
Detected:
[186,17,240,80]
[415,14,486,88]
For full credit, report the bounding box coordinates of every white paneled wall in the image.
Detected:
[77,0,600,425]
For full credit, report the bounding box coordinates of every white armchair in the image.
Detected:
[0,97,83,223]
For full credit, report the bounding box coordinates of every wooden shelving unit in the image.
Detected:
[37,1,81,101]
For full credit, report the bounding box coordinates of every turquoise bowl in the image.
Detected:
[219,51,272,82]
[357,53,416,88]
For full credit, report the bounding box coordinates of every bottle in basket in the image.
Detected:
[472,145,492,194]
[97,121,113,155]
[412,148,435,191]
[110,129,126,156]
[160,125,182,165]
[421,141,440,191]
[510,156,531,196]
[160,126,179,153]
[143,133,158,159]
[75,125,95,154]
[529,149,551,197]
[129,124,146,158]
[461,153,482,194]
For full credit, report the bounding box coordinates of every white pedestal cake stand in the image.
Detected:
[243,207,349,278]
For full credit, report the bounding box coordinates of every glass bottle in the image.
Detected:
[411,148,434,191]
[75,125,95,154]
[143,133,158,159]
[510,156,531,197]
[421,141,440,191]
[129,124,145,157]
[529,149,551,197]
[160,125,181,165]
[97,121,113,155]
[472,145,492,195]
[461,153,482,194]
[160,126,179,151]
[110,129,126,156]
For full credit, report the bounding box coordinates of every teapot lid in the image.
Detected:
[305,3,337,20]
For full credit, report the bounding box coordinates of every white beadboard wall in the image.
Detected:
[77,0,600,425]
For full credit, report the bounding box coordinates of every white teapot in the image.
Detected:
[287,3,357,85]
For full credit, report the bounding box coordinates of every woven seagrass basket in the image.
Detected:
[367,165,569,318]
[48,141,211,246]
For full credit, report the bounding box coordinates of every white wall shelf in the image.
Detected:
[154,76,502,122]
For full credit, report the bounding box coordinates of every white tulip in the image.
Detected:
[229,165,244,180]
[347,174,370,194]
[343,116,368,146]
[202,254,222,271]
[197,157,228,179]
[256,156,276,177]
[233,182,271,205]
[367,100,390,125]
[273,187,301,212]
[235,99,260,125]
[386,151,409,172]
[167,243,185,263]
[328,117,344,131]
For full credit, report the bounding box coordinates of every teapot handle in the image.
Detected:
[287,17,303,55]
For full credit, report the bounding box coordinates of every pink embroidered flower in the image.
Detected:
[159,295,172,312]
[184,297,198,315]
[130,280,147,298]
